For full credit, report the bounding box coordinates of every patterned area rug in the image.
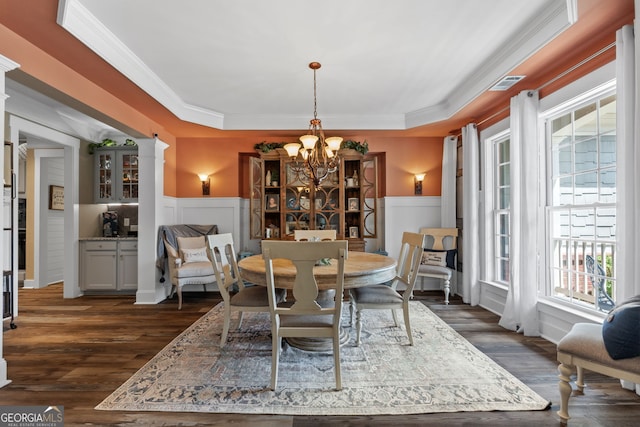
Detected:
[96,302,551,415]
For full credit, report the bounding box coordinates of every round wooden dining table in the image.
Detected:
[238,250,397,289]
[238,250,397,351]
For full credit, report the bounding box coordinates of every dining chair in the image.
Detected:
[207,233,285,347]
[293,229,337,241]
[416,227,458,304]
[349,231,427,346]
[262,240,348,391]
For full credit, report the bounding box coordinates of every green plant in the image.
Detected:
[254,141,285,153]
[340,139,369,155]
[124,138,137,146]
[88,138,118,154]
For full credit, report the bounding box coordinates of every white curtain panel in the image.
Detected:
[441,135,458,227]
[616,21,640,396]
[615,23,640,301]
[462,124,479,306]
[499,90,540,336]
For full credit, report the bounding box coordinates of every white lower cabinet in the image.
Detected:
[80,240,138,291]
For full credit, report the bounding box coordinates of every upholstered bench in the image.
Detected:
[556,322,640,423]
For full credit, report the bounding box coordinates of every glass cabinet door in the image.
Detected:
[249,157,264,240]
[313,174,341,234]
[119,151,139,202]
[95,151,114,202]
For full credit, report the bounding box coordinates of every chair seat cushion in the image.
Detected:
[602,296,640,360]
[231,286,285,307]
[174,261,214,278]
[281,313,335,328]
[418,264,452,277]
[557,323,640,374]
[351,285,402,305]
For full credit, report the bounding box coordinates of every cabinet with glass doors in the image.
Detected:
[94,146,139,203]
[249,148,377,251]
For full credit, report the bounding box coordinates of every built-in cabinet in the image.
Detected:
[94,147,139,203]
[80,239,138,292]
[250,148,377,251]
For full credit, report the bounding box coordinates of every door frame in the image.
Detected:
[8,115,81,300]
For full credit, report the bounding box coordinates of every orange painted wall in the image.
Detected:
[176,138,256,197]
[366,136,443,196]
[175,136,443,198]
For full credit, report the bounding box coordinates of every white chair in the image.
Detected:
[207,234,284,347]
[262,240,347,391]
[417,227,458,304]
[349,231,427,346]
[293,229,337,241]
[163,235,216,310]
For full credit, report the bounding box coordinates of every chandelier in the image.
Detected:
[284,62,343,187]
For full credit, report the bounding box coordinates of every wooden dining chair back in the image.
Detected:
[293,229,337,241]
[262,240,348,390]
[207,233,283,347]
[349,231,427,346]
[417,227,459,304]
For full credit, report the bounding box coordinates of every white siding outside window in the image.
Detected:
[545,88,616,313]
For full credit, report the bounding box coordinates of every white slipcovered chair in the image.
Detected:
[163,235,216,310]
[207,233,285,347]
[416,227,458,304]
[349,231,427,346]
[293,229,337,241]
[262,240,347,391]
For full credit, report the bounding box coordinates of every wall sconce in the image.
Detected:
[414,173,425,195]
[198,174,210,196]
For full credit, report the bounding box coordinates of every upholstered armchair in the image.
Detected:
[163,235,216,310]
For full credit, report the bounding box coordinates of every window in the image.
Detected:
[494,134,511,284]
[482,129,511,286]
[546,89,616,312]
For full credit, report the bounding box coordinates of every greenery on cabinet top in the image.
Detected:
[88,138,137,154]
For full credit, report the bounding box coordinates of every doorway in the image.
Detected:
[8,115,81,300]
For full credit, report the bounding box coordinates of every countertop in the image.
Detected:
[79,237,138,241]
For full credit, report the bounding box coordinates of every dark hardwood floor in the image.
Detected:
[1,283,639,426]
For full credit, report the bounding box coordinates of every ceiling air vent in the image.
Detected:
[489,75,525,91]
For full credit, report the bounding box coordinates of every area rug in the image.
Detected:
[96,302,551,415]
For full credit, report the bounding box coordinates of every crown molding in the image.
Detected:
[58,0,575,131]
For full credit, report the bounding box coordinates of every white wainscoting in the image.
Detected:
[383,196,441,259]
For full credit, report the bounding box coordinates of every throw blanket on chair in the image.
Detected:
[156,224,218,282]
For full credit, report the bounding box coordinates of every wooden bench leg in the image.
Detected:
[557,362,574,423]
[576,366,585,392]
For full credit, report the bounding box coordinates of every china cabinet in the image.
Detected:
[250,148,377,251]
[94,146,139,203]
